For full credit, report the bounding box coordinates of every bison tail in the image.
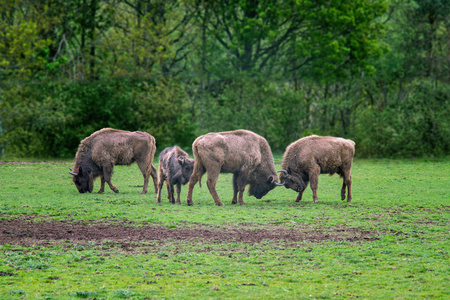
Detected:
[192,143,205,188]
[194,160,205,188]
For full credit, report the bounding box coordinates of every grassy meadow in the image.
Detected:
[0,157,449,299]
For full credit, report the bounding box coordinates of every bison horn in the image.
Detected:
[277,170,288,176]
[68,171,78,176]
[270,175,285,186]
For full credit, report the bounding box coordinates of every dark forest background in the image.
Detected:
[1,0,449,158]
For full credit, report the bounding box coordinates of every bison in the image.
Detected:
[186,129,284,206]
[279,135,355,203]
[156,146,194,205]
[69,128,158,194]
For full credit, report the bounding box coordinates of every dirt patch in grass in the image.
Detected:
[0,216,378,246]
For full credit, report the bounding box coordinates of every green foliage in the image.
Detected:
[199,76,307,151]
[0,0,449,158]
[134,79,197,149]
[354,80,450,157]
[0,82,69,157]
[0,78,197,158]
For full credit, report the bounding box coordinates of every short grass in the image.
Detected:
[0,158,449,299]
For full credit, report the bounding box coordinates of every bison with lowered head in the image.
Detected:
[279,135,355,203]
[156,146,194,205]
[69,128,158,194]
[186,129,284,206]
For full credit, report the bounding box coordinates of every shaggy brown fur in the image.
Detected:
[186,129,283,206]
[71,128,158,194]
[156,146,194,205]
[279,135,355,203]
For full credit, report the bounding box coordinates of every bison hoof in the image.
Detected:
[114,190,119,193]
[216,201,224,206]
[231,201,237,205]
[313,200,319,203]
[187,199,193,206]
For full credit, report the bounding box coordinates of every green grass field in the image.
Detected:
[0,158,449,299]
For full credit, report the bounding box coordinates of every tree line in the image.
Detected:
[0,0,449,158]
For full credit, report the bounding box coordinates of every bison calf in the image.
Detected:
[279,135,355,203]
[156,146,194,205]
[69,128,158,194]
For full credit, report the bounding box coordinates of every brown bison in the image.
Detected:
[279,135,355,203]
[156,146,194,205]
[69,128,158,194]
[186,129,284,206]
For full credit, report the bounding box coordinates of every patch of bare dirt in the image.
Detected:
[0,216,378,247]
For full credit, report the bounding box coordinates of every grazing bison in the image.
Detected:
[156,146,194,205]
[186,129,284,206]
[69,128,158,194]
[279,135,355,203]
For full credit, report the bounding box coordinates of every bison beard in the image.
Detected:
[185,130,284,206]
[69,128,158,194]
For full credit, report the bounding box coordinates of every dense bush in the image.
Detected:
[0,77,448,158]
[0,78,196,158]
[354,81,450,157]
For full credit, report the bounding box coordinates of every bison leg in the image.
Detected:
[186,175,198,206]
[167,183,175,204]
[345,174,352,203]
[230,174,246,205]
[103,166,119,193]
[98,176,105,194]
[150,164,158,194]
[138,162,152,194]
[309,170,320,203]
[206,169,224,206]
[166,181,171,201]
[340,168,352,203]
[176,182,182,205]
[341,181,347,201]
[156,171,165,204]
[236,174,247,205]
[231,174,238,204]
[186,159,204,206]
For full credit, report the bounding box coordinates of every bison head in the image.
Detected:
[249,175,284,199]
[177,156,194,185]
[278,170,306,193]
[69,167,94,193]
